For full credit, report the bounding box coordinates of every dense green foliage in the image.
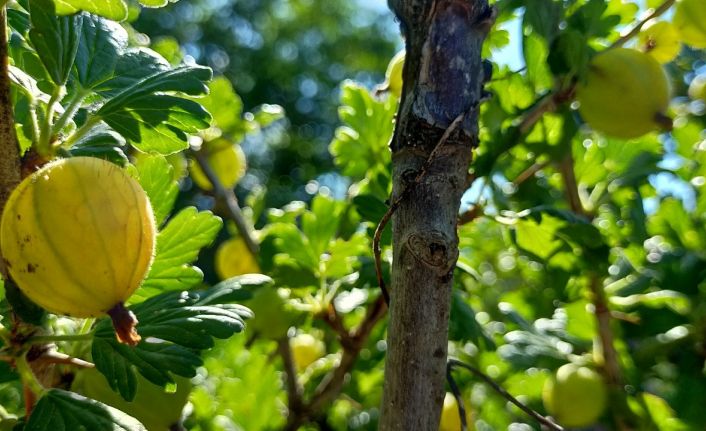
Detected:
[0,0,705,430]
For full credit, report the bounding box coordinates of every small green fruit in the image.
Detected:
[439,392,473,431]
[215,237,259,280]
[385,50,405,98]
[190,140,246,191]
[291,333,325,371]
[576,48,671,139]
[543,363,607,428]
[673,0,706,49]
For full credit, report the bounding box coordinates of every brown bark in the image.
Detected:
[0,7,21,216]
[379,1,492,429]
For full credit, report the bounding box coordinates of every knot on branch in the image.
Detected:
[405,230,458,273]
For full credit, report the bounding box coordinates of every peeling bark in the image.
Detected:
[379,0,492,429]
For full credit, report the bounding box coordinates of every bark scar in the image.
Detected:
[404,230,458,273]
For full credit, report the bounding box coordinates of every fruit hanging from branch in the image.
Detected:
[438,392,473,431]
[190,140,246,191]
[542,363,607,428]
[0,157,156,345]
[576,48,672,139]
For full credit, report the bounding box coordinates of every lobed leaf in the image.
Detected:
[26,389,145,430]
[29,0,82,86]
[135,207,222,300]
[93,276,267,401]
[134,155,179,226]
[75,14,128,89]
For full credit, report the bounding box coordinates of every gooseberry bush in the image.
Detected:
[0,0,705,430]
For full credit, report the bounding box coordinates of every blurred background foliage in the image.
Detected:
[2,0,699,429]
[135,0,399,207]
[126,0,706,429]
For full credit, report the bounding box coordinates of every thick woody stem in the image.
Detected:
[379,1,492,429]
[0,7,21,275]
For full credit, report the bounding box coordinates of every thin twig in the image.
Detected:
[278,337,305,414]
[513,160,550,186]
[558,150,622,386]
[190,148,259,255]
[319,303,353,349]
[447,359,564,431]
[446,363,469,431]
[610,0,676,49]
[589,274,622,385]
[31,350,94,369]
[284,295,387,429]
[558,154,585,218]
[373,112,468,305]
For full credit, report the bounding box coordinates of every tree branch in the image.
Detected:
[447,359,564,431]
[558,149,622,386]
[0,6,21,276]
[379,0,494,428]
[283,296,387,429]
[610,0,676,49]
[373,111,468,305]
[190,148,259,255]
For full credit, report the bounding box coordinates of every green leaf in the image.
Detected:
[640,393,689,431]
[329,81,395,181]
[9,65,49,103]
[523,33,552,91]
[139,0,168,7]
[266,223,318,272]
[95,48,170,98]
[53,0,128,21]
[29,0,82,85]
[4,278,44,325]
[93,277,264,401]
[102,95,211,154]
[449,291,495,349]
[610,290,691,315]
[134,154,178,226]
[512,217,564,260]
[135,207,222,300]
[68,124,128,165]
[97,65,212,117]
[75,15,128,88]
[547,29,589,77]
[7,8,30,35]
[301,194,344,258]
[522,0,562,42]
[352,194,387,223]
[324,232,369,278]
[26,389,146,430]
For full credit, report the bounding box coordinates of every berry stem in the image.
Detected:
[108,302,141,346]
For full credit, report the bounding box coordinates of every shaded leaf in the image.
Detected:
[26,389,145,430]
[93,277,265,400]
[75,14,127,88]
[29,0,82,85]
[103,95,211,154]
